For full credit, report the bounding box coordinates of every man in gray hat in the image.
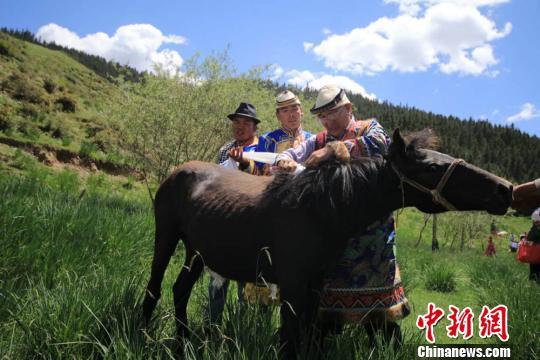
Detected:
[256,91,312,174]
[276,85,407,345]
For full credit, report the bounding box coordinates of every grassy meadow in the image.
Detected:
[0,161,539,360]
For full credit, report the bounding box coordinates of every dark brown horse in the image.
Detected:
[142,129,512,356]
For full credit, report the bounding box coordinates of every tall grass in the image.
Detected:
[469,257,540,359]
[1,171,538,359]
[424,264,457,293]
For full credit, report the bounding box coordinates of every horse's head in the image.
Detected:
[387,128,512,215]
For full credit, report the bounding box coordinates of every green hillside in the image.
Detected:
[0,31,127,174]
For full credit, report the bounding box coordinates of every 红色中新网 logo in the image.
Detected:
[416,303,509,343]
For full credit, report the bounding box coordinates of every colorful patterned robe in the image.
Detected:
[256,127,311,173]
[278,118,410,324]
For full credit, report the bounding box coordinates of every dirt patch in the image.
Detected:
[0,136,142,179]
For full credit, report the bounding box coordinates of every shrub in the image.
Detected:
[55,95,77,112]
[91,128,116,152]
[19,102,40,119]
[17,121,41,140]
[39,118,71,140]
[0,42,11,57]
[79,140,99,158]
[11,149,37,170]
[0,105,16,132]
[61,136,72,147]
[25,126,41,141]
[43,79,56,94]
[104,151,125,165]
[424,264,456,293]
[0,34,24,59]
[1,73,48,104]
[122,175,134,190]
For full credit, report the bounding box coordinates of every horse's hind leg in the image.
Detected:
[173,249,204,338]
[142,210,180,323]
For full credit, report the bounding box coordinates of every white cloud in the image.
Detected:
[322,28,332,35]
[384,0,510,16]
[268,64,284,81]
[284,70,377,100]
[36,23,186,75]
[303,42,314,52]
[306,1,511,76]
[507,103,540,123]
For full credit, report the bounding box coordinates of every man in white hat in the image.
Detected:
[256,90,312,174]
[276,85,407,345]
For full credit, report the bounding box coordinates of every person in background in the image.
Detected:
[485,236,496,256]
[490,219,498,237]
[508,233,518,252]
[255,90,312,174]
[205,102,262,326]
[527,207,540,282]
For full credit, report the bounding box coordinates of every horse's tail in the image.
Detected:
[142,174,182,323]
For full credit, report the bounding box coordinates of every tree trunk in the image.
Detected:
[460,226,465,251]
[415,214,431,248]
[432,214,439,252]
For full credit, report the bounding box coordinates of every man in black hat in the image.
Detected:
[205,102,261,326]
[217,102,261,174]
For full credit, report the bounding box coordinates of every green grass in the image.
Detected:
[0,171,539,359]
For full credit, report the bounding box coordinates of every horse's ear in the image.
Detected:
[389,128,407,159]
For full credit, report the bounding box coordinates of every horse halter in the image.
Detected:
[391,158,465,211]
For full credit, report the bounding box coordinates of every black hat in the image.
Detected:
[227,102,261,124]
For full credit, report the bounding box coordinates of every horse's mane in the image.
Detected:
[262,128,440,236]
[264,157,384,236]
[403,128,440,151]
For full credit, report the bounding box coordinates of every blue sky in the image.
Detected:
[2,0,539,136]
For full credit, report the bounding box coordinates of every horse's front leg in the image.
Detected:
[279,283,309,359]
[172,249,204,339]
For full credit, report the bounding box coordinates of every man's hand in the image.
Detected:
[228,147,249,165]
[305,141,350,168]
[305,148,330,168]
[276,159,298,172]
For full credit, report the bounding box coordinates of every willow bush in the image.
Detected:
[108,51,322,203]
